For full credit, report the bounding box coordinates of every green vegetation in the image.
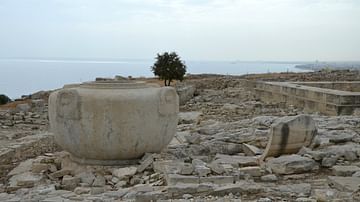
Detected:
[0,94,11,105]
[151,52,187,86]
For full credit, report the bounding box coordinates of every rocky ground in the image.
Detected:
[0,70,360,201]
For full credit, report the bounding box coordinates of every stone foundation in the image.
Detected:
[254,81,360,115]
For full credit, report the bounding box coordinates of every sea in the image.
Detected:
[0,58,309,99]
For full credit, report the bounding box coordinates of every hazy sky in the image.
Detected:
[0,0,359,61]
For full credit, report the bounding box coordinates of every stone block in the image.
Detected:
[266,155,319,175]
[239,166,263,177]
[332,165,360,176]
[328,176,360,192]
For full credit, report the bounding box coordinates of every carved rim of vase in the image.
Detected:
[79,80,154,89]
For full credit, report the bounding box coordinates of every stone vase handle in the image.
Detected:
[56,89,81,120]
[158,87,179,116]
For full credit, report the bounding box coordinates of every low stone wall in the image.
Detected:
[254,81,360,115]
[0,133,59,183]
[295,81,360,92]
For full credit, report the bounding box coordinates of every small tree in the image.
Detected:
[151,52,187,86]
[0,94,11,105]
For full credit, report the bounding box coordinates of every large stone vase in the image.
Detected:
[48,81,179,165]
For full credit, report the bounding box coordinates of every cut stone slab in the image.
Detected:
[8,172,43,189]
[273,183,312,197]
[165,174,199,185]
[199,176,234,184]
[49,169,73,179]
[214,154,258,167]
[267,154,319,175]
[208,160,225,175]
[210,181,264,196]
[137,154,154,173]
[112,167,137,180]
[239,166,263,177]
[167,183,215,197]
[328,176,360,192]
[180,163,194,175]
[261,115,317,160]
[242,143,262,156]
[8,159,34,176]
[332,165,360,177]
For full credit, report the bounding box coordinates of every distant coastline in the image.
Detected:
[295,61,360,71]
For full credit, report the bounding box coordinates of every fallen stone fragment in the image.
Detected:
[272,183,312,197]
[7,159,34,176]
[184,133,201,144]
[8,171,43,191]
[31,163,49,173]
[266,154,319,175]
[112,166,137,180]
[75,171,95,185]
[321,155,338,168]
[199,176,234,184]
[165,174,199,185]
[239,166,263,177]
[180,163,194,175]
[92,175,106,187]
[295,198,316,202]
[312,189,338,202]
[328,176,360,192]
[74,187,91,195]
[242,143,262,156]
[61,175,80,191]
[178,112,202,124]
[214,154,258,167]
[210,181,263,196]
[261,115,317,160]
[332,165,360,177]
[260,174,278,182]
[49,169,73,179]
[208,160,225,175]
[135,190,168,201]
[137,154,155,173]
[167,183,215,197]
[192,159,211,177]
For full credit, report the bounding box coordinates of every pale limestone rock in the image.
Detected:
[92,175,106,187]
[180,163,194,175]
[239,166,263,177]
[208,161,225,175]
[61,175,80,191]
[49,169,73,179]
[8,159,34,176]
[137,154,154,173]
[75,171,95,185]
[214,154,258,167]
[332,165,360,176]
[261,115,317,160]
[192,159,211,177]
[274,183,312,197]
[328,176,360,192]
[112,167,137,180]
[165,174,199,185]
[261,174,278,182]
[211,181,263,196]
[31,163,49,173]
[267,155,319,175]
[242,143,262,156]
[178,111,202,124]
[199,176,234,184]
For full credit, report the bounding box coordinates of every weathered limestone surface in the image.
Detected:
[49,81,179,165]
[261,114,317,159]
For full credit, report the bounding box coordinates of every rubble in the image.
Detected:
[1,74,360,201]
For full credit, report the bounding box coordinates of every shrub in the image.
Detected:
[0,94,11,105]
[151,52,187,86]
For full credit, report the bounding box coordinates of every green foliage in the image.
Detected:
[0,94,11,105]
[151,52,187,86]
